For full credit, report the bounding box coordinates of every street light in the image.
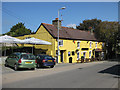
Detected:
[57,7,66,63]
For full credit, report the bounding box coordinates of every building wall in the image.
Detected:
[16,25,103,63]
[54,39,103,63]
[16,25,55,56]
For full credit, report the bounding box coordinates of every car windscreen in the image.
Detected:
[29,54,36,60]
[21,54,35,60]
[45,56,53,60]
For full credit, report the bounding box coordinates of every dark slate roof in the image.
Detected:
[37,23,97,41]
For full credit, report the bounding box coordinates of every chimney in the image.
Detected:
[52,18,62,29]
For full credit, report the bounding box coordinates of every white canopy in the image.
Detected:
[0,35,51,55]
[0,35,23,43]
[22,37,51,45]
[0,35,51,45]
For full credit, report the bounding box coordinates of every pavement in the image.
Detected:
[2,61,119,88]
[0,56,7,65]
[1,56,119,88]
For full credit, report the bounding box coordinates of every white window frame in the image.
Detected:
[77,41,81,49]
[90,41,92,49]
[59,40,63,46]
[77,51,80,60]
[89,50,92,58]
[68,51,70,56]
[95,42,97,48]
[102,43,104,47]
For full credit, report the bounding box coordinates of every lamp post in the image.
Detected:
[57,7,66,63]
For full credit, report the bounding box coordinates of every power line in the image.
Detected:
[2,7,37,31]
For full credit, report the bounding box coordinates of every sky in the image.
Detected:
[2,2,118,34]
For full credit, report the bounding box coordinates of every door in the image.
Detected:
[11,54,18,67]
[8,54,15,67]
[60,50,63,63]
[69,57,72,63]
[7,55,12,66]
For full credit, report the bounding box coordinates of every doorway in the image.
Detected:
[69,57,72,63]
[60,50,64,63]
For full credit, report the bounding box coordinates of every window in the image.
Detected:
[77,52,79,60]
[29,54,36,60]
[77,42,80,48]
[89,51,91,58]
[90,41,92,48]
[56,50,60,56]
[21,54,29,59]
[45,56,53,59]
[68,51,70,56]
[95,42,97,48]
[102,43,104,47]
[59,40,63,46]
[72,51,75,55]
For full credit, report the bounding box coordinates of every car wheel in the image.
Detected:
[14,64,18,71]
[50,65,54,68]
[5,62,8,67]
[31,68,35,70]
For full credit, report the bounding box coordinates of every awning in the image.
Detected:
[95,48,103,52]
[0,35,24,44]
[22,37,51,45]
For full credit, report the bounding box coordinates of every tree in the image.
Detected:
[76,18,102,31]
[5,22,32,36]
[94,21,119,59]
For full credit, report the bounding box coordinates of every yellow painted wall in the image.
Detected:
[16,25,55,57]
[16,24,103,63]
[54,39,103,63]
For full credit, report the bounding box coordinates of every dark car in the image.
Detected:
[36,54,56,68]
[5,52,37,71]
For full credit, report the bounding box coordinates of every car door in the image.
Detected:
[7,54,14,67]
[6,55,12,66]
[11,54,19,67]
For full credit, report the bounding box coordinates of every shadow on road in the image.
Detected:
[98,64,120,77]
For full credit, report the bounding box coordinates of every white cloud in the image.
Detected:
[66,24,76,29]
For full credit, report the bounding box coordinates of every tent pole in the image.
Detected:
[32,45,33,54]
[4,43,6,56]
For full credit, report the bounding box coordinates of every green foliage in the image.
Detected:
[5,22,32,36]
[77,19,119,58]
[95,21,118,43]
[76,18,102,31]
[94,21,119,58]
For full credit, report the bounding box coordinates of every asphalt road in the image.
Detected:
[2,61,120,88]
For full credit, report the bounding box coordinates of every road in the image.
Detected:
[2,61,120,88]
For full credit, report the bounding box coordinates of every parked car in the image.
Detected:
[36,54,56,68]
[5,52,37,71]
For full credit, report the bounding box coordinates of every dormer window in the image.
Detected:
[77,42,80,48]
[77,41,81,49]
[95,42,97,48]
[90,41,92,48]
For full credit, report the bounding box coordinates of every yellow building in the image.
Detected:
[16,18,103,63]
